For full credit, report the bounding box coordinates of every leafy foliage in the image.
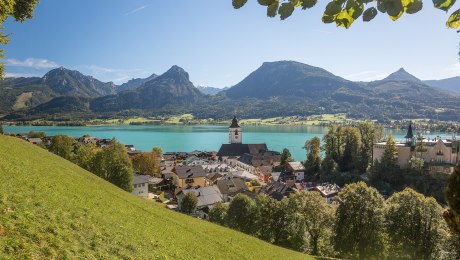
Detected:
[226,194,257,234]
[132,152,161,176]
[181,192,198,214]
[386,188,445,259]
[232,0,460,29]
[48,135,76,160]
[444,164,460,236]
[208,201,228,225]
[334,182,388,259]
[280,148,293,165]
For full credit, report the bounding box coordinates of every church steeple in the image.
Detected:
[230,115,240,128]
[229,116,242,144]
[405,121,414,144]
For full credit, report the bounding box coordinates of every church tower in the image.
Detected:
[229,116,242,144]
[405,121,414,146]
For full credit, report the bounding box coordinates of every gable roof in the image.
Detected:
[174,165,206,179]
[182,186,223,208]
[287,161,305,171]
[217,143,268,157]
[133,175,150,185]
[216,177,247,195]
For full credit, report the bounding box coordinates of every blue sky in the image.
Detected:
[3,0,460,86]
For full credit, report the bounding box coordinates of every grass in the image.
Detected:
[0,135,310,259]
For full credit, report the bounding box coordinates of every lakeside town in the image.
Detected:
[5,116,459,218]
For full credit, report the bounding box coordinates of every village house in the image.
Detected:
[285,161,306,181]
[177,185,223,212]
[373,122,459,173]
[26,137,43,145]
[314,183,341,204]
[132,175,150,198]
[172,165,207,189]
[216,177,247,202]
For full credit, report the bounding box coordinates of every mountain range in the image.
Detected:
[1,61,459,121]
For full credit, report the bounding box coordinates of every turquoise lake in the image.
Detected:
[3,125,453,161]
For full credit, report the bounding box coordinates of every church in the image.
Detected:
[217,116,281,171]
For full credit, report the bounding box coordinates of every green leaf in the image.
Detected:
[335,9,355,28]
[267,1,279,17]
[406,0,423,14]
[363,7,378,21]
[278,2,295,19]
[377,0,387,12]
[446,8,460,28]
[301,0,318,9]
[346,0,364,19]
[258,0,275,6]
[290,0,300,5]
[325,1,343,15]
[384,0,404,20]
[433,0,456,11]
[232,0,248,9]
[322,1,343,23]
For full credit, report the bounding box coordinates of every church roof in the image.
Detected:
[217,143,268,157]
[405,122,414,139]
[230,116,240,128]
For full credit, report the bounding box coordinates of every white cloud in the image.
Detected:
[6,58,59,69]
[124,5,148,16]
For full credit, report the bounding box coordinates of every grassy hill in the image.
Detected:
[0,135,309,259]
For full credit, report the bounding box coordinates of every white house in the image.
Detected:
[132,175,150,198]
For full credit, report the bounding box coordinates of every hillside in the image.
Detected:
[0,135,307,259]
[225,60,365,99]
[424,77,460,93]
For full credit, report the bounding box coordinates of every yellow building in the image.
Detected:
[373,123,459,172]
[172,165,208,189]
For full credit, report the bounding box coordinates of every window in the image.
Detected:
[185,178,194,184]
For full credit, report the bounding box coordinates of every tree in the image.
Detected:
[444,164,460,237]
[93,141,133,192]
[231,0,460,30]
[48,135,75,160]
[371,134,402,188]
[0,125,3,135]
[280,148,292,166]
[416,132,426,158]
[339,126,361,172]
[132,152,160,176]
[208,201,228,225]
[253,195,294,246]
[386,188,444,259]
[288,191,335,256]
[322,124,341,163]
[226,194,257,234]
[72,143,98,172]
[28,131,46,138]
[334,182,388,259]
[357,122,383,173]
[1,0,39,78]
[181,192,198,214]
[304,137,322,180]
[152,146,163,156]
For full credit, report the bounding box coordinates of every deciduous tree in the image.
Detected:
[304,137,321,180]
[288,191,335,256]
[334,182,388,259]
[132,152,160,176]
[208,201,228,225]
[444,164,460,237]
[72,143,98,172]
[181,192,198,214]
[386,188,444,259]
[226,194,257,234]
[48,135,75,160]
[93,141,133,192]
